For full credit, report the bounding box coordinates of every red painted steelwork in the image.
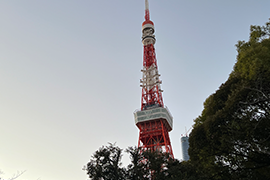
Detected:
[137,120,174,157]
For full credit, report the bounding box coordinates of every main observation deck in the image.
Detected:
[134,106,173,131]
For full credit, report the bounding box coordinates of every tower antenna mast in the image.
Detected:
[145,0,150,20]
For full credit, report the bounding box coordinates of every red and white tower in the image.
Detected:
[134,0,174,157]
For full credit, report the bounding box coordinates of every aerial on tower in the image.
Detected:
[134,0,174,157]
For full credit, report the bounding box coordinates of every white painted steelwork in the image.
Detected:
[145,0,149,10]
[140,64,162,92]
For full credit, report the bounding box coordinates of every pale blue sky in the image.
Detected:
[0,1,269,180]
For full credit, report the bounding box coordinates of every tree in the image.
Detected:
[125,146,147,180]
[85,143,126,180]
[85,143,201,180]
[189,19,270,179]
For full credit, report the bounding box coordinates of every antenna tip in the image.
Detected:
[145,0,149,10]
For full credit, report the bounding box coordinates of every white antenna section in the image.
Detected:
[145,0,149,10]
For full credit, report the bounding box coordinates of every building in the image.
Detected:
[133,0,174,157]
[181,136,190,161]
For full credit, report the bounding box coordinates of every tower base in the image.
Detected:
[137,119,174,157]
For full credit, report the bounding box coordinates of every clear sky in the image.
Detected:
[0,0,269,180]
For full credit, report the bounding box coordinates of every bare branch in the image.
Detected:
[8,170,26,180]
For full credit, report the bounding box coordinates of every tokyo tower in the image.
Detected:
[134,0,174,157]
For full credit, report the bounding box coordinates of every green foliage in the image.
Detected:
[86,143,126,180]
[189,19,270,179]
[234,19,270,81]
[85,144,203,180]
[125,147,147,180]
[165,160,202,180]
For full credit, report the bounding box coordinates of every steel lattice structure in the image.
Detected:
[134,0,174,157]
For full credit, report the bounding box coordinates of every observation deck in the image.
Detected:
[134,106,173,131]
